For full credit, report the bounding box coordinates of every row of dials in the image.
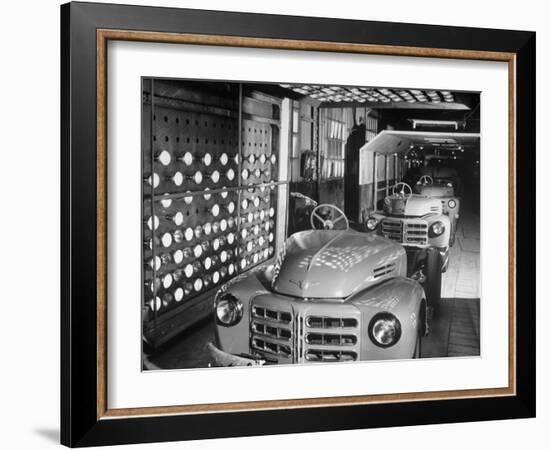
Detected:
[145,168,274,188]
[146,246,274,313]
[153,150,276,167]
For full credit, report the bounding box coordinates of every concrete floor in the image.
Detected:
[149,207,480,369]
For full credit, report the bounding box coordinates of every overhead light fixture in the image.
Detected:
[411,119,459,130]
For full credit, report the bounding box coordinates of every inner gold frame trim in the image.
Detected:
[96,29,517,420]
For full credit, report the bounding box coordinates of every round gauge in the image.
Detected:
[241,229,248,239]
[234,154,240,164]
[254,225,260,236]
[147,215,159,230]
[147,173,160,188]
[264,222,270,232]
[184,228,194,241]
[211,170,220,183]
[201,241,210,251]
[253,253,259,264]
[246,241,253,252]
[150,296,162,312]
[227,202,235,213]
[220,153,229,166]
[213,271,220,284]
[254,211,260,220]
[220,250,227,262]
[160,254,172,265]
[182,247,192,259]
[226,168,235,181]
[184,264,194,278]
[254,169,261,178]
[149,256,161,271]
[183,152,193,166]
[149,279,160,292]
[228,264,235,275]
[227,233,235,244]
[269,246,274,256]
[183,192,193,204]
[220,219,227,231]
[203,188,211,200]
[161,233,172,247]
[203,275,212,286]
[173,230,183,243]
[270,154,277,164]
[160,198,172,208]
[248,154,255,164]
[194,278,203,292]
[157,150,171,166]
[212,222,220,233]
[269,233,274,242]
[259,236,265,246]
[220,189,228,199]
[163,274,173,289]
[220,267,228,278]
[240,259,247,270]
[213,238,220,251]
[260,210,265,220]
[193,245,202,258]
[174,287,184,302]
[264,248,269,258]
[247,212,253,223]
[173,249,183,264]
[203,153,212,166]
[242,168,249,180]
[173,212,184,226]
[193,171,203,184]
[172,172,184,186]
[204,257,212,270]
[194,225,203,238]
[260,154,267,164]
[228,217,235,229]
[241,199,249,210]
[212,204,220,217]
[260,185,266,193]
[203,222,212,235]
[269,207,275,217]
[252,197,259,207]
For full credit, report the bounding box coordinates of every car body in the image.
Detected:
[367,183,451,313]
[414,176,460,246]
[209,204,428,366]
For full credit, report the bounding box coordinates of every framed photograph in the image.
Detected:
[61,1,535,447]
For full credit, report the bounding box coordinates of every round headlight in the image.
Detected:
[215,293,243,327]
[448,199,457,208]
[368,313,402,348]
[429,221,445,237]
[366,218,378,231]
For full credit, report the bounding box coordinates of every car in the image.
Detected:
[366,182,451,315]
[208,199,428,367]
[414,175,460,247]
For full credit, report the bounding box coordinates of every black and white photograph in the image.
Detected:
[141,79,481,370]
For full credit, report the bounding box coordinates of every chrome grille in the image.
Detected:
[306,333,357,346]
[251,337,291,357]
[305,350,357,362]
[306,316,358,329]
[251,322,291,340]
[382,218,428,246]
[252,305,291,324]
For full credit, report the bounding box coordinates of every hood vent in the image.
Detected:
[373,262,396,279]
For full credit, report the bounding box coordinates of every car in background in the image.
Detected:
[367,182,451,315]
[209,196,428,366]
[414,175,460,247]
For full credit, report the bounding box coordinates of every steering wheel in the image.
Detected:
[392,182,413,198]
[310,204,349,231]
[418,175,434,186]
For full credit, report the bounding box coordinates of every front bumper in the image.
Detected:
[207,342,267,367]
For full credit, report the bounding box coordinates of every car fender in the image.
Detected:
[348,277,426,360]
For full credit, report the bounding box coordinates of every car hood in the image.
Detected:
[384,194,442,216]
[415,184,454,197]
[272,230,405,299]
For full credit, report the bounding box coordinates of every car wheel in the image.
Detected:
[424,248,442,316]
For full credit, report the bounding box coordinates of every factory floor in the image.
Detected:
[148,207,481,370]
